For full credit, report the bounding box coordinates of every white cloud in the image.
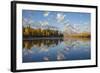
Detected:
[22,18,29,27]
[56,13,65,23]
[43,11,50,17]
[39,21,49,26]
[22,18,35,27]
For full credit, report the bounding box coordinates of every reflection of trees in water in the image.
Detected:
[23,39,63,60]
[23,38,90,61]
[23,39,63,49]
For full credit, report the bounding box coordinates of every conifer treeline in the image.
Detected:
[23,27,63,37]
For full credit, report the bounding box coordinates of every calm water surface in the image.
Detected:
[22,38,91,63]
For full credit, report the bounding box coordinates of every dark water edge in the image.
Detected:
[23,37,63,40]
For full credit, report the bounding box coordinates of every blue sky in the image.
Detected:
[22,10,91,32]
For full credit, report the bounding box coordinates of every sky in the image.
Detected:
[22,10,91,33]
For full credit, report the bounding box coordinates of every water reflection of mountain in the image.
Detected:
[23,39,63,50]
[23,38,90,62]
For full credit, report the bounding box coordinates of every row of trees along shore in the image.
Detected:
[23,27,63,38]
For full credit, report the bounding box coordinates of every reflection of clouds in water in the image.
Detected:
[57,52,65,61]
[23,48,35,56]
[43,57,49,61]
[63,47,70,52]
[23,38,90,62]
[83,49,88,52]
[33,45,51,52]
[23,48,28,56]
[39,46,49,52]
[72,41,90,51]
[63,39,89,51]
[43,11,50,17]
[23,44,54,56]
